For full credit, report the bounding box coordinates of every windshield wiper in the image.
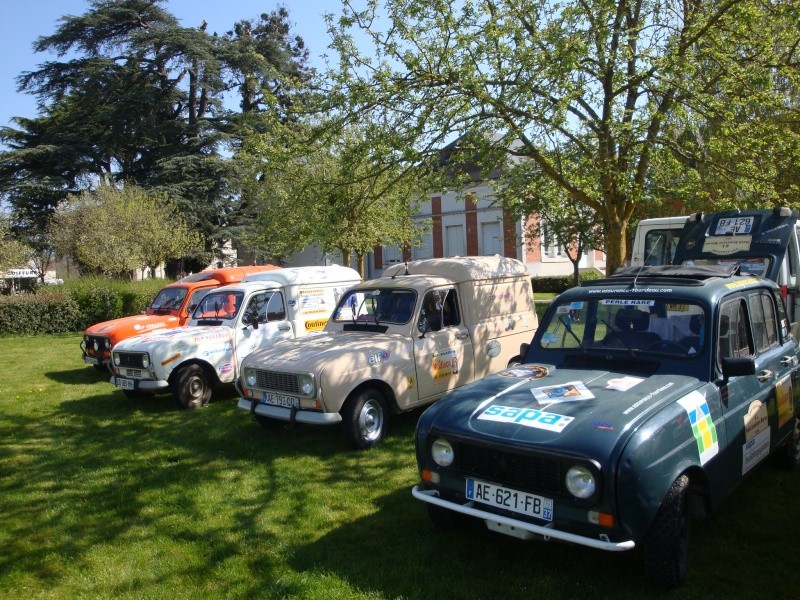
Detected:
[601,318,638,357]
[558,315,588,355]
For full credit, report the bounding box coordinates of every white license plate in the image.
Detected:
[115,377,134,391]
[84,356,99,365]
[466,478,553,521]
[715,216,753,235]
[261,392,299,409]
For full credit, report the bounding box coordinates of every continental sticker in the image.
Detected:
[677,391,719,466]
[304,318,328,331]
[477,404,574,432]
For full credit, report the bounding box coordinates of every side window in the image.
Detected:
[748,291,778,352]
[243,292,285,324]
[772,289,791,340]
[718,299,754,361]
[419,288,460,332]
[266,292,286,322]
[644,229,680,266]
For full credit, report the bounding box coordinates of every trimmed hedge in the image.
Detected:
[531,269,604,294]
[0,278,165,336]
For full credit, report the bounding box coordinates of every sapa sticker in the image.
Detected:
[477,405,574,432]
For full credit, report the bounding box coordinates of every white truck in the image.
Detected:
[109,266,361,408]
[630,215,688,266]
[236,256,539,448]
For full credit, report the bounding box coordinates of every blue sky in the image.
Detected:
[0,0,348,132]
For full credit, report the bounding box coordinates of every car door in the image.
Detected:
[716,289,793,488]
[413,287,475,403]
[234,291,294,371]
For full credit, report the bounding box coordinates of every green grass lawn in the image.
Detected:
[1,334,799,599]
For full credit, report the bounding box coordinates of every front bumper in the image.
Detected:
[236,397,342,425]
[411,486,635,552]
[110,374,170,392]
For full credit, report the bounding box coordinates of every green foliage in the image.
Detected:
[329,0,800,272]
[0,294,82,335]
[532,270,604,294]
[0,333,798,598]
[239,119,427,273]
[50,183,202,277]
[0,276,165,335]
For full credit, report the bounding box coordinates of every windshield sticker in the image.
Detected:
[742,428,770,475]
[432,348,458,380]
[498,365,549,380]
[601,299,655,306]
[724,277,760,289]
[702,236,752,255]
[776,375,794,427]
[542,332,559,345]
[623,382,674,415]
[677,391,719,466]
[606,376,644,391]
[531,381,594,404]
[477,405,574,432]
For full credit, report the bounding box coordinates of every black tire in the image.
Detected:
[643,474,691,588]
[507,356,522,368]
[342,388,388,449]
[172,364,212,409]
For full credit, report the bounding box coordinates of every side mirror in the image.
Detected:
[721,356,755,382]
[520,342,530,358]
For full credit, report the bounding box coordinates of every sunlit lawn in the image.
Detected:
[1,334,798,599]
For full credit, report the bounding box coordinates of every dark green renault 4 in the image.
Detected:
[412,265,800,587]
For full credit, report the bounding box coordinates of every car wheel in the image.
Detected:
[507,356,522,367]
[172,364,212,409]
[779,416,800,468]
[643,474,691,588]
[342,388,388,449]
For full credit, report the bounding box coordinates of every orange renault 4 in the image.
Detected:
[81,265,279,370]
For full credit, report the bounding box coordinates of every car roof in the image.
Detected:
[558,264,777,305]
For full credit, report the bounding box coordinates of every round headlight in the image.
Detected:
[141,354,150,369]
[299,375,314,397]
[431,438,454,467]
[245,370,257,387]
[103,338,112,349]
[565,465,596,499]
[113,353,121,366]
[93,340,100,351]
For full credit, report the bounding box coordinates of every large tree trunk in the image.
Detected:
[603,215,629,275]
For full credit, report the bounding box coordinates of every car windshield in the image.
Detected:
[537,297,707,357]
[332,288,417,325]
[192,291,244,320]
[149,286,188,312]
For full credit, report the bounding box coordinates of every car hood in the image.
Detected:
[112,325,232,353]
[244,332,404,372]
[84,313,181,341]
[423,363,703,458]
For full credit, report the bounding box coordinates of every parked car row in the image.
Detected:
[79,236,800,588]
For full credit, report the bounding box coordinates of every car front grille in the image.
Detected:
[116,353,145,369]
[85,335,108,356]
[454,441,564,496]
[120,368,145,379]
[253,370,301,394]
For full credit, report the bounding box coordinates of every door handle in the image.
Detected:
[756,369,773,383]
[278,323,291,331]
[456,332,469,340]
[781,355,795,367]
